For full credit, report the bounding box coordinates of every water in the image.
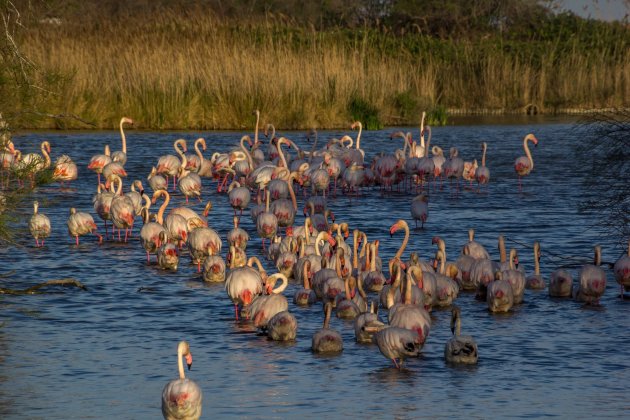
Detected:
[2,121,629,419]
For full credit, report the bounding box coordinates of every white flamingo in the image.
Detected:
[369,326,421,369]
[157,231,179,270]
[475,142,490,190]
[187,227,222,273]
[267,311,298,341]
[249,273,289,330]
[487,272,514,313]
[161,340,202,420]
[140,194,167,263]
[29,201,51,247]
[225,260,264,320]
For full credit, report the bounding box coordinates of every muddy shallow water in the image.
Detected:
[1,121,629,419]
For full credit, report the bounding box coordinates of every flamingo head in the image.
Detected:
[185,353,193,370]
[431,236,441,245]
[286,226,294,237]
[389,220,405,236]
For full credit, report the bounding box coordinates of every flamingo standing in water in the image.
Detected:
[161,340,202,420]
[312,302,343,353]
[187,226,222,273]
[107,174,135,242]
[256,190,278,250]
[67,207,102,245]
[157,139,187,191]
[111,117,133,165]
[225,260,264,320]
[148,166,167,192]
[514,133,538,191]
[367,326,421,369]
[53,154,78,186]
[487,272,514,313]
[29,201,51,247]
[178,167,202,203]
[614,240,630,297]
[526,242,545,289]
[410,193,429,228]
[228,180,251,217]
[574,245,607,304]
[444,306,478,364]
[475,142,490,191]
[88,144,112,185]
[140,194,167,263]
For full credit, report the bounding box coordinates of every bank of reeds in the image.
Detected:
[15,10,630,129]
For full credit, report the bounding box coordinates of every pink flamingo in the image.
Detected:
[312,302,343,353]
[67,207,102,245]
[574,245,607,304]
[161,340,202,420]
[157,139,187,191]
[475,142,490,191]
[514,133,538,191]
[88,145,112,185]
[111,117,133,165]
[614,240,630,297]
[525,242,545,289]
[410,194,429,228]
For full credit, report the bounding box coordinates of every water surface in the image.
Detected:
[1,122,628,419]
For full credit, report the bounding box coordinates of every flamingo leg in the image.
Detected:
[146,251,150,263]
[35,238,39,247]
[234,304,240,320]
[41,239,45,247]
[197,261,201,273]
[124,229,129,243]
[75,235,79,246]
[392,358,400,369]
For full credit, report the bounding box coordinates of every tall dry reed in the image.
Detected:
[17,11,630,129]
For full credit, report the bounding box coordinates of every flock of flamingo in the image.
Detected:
[2,111,630,420]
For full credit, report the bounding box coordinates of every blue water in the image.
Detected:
[1,121,628,419]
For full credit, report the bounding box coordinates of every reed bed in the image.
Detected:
[16,10,630,129]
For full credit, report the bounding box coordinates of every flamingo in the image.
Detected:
[456,245,477,291]
[549,268,574,298]
[67,207,102,245]
[148,166,167,192]
[187,227,222,273]
[388,261,431,346]
[267,311,298,341]
[140,194,167,263]
[228,180,251,217]
[312,302,343,353]
[389,219,410,265]
[111,117,133,165]
[20,140,51,185]
[249,273,289,330]
[224,260,264,320]
[354,301,385,344]
[501,248,526,304]
[52,154,78,185]
[102,160,127,181]
[526,242,545,289]
[178,167,202,203]
[335,274,363,320]
[362,242,386,293]
[157,231,179,270]
[487,272,514,313]
[462,228,490,260]
[369,326,421,369]
[92,182,115,239]
[443,147,464,193]
[107,174,135,242]
[169,201,211,231]
[410,193,429,228]
[227,215,249,251]
[574,245,607,304]
[161,340,202,420]
[462,159,478,188]
[202,255,226,283]
[431,145,446,183]
[157,139,187,190]
[614,240,630,297]
[270,172,298,232]
[514,133,538,191]
[432,249,460,307]
[475,142,490,190]
[184,138,206,173]
[256,190,278,250]
[293,259,317,306]
[29,201,51,247]
[444,306,478,364]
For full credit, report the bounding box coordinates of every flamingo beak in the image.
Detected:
[186,353,193,370]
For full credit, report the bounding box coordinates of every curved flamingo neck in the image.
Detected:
[119,118,128,154]
[157,191,170,225]
[254,111,260,145]
[303,260,311,289]
[174,139,187,167]
[287,174,297,211]
[270,274,288,294]
[524,136,535,170]
[509,249,517,270]
[394,222,409,261]
[276,137,289,168]
[408,266,423,289]
[239,136,254,169]
[177,343,186,380]
[424,126,432,157]
[499,235,506,263]
[194,138,205,161]
[41,141,51,168]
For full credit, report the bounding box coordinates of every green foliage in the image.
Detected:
[348,95,383,130]
[393,90,418,120]
[426,105,448,126]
